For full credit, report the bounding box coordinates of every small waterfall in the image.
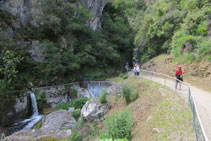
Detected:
[82,81,112,97]
[23,92,43,129]
[9,92,43,133]
[30,91,39,117]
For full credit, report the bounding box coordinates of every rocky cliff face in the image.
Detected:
[0,0,108,30]
[0,0,41,27]
[0,93,30,127]
[81,0,108,30]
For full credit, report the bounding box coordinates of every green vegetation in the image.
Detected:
[0,0,134,99]
[54,97,89,111]
[99,90,108,104]
[120,85,139,104]
[121,85,132,103]
[35,92,47,112]
[69,133,82,141]
[101,111,134,140]
[33,120,42,129]
[69,97,89,109]
[65,85,78,99]
[133,0,211,62]
[71,109,81,120]
[119,73,128,80]
[100,139,128,141]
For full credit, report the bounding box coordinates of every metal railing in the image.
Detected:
[138,69,209,141]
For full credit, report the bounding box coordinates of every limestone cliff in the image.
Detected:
[0,0,108,30]
[81,0,108,30]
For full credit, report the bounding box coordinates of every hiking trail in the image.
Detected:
[134,71,211,140]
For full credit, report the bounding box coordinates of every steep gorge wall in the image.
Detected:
[0,0,108,30]
[0,0,108,127]
[0,0,41,27]
[81,0,108,30]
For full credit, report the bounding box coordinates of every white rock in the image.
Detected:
[81,99,109,122]
[41,110,76,131]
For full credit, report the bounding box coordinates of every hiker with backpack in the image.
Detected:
[175,66,183,90]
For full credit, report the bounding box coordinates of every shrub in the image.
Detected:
[99,90,107,104]
[120,85,132,104]
[119,73,124,78]
[65,84,78,99]
[69,97,89,109]
[70,89,78,99]
[130,91,139,102]
[122,74,128,80]
[69,133,82,141]
[72,109,81,120]
[101,111,133,140]
[119,73,128,80]
[54,97,89,111]
[72,117,85,131]
[36,92,47,112]
[100,138,128,141]
[54,102,71,111]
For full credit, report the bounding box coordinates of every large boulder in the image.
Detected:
[3,110,76,140]
[81,99,110,122]
[3,128,73,141]
[35,85,71,108]
[41,110,76,131]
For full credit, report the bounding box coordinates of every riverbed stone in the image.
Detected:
[41,110,76,131]
[3,110,75,140]
[81,98,110,122]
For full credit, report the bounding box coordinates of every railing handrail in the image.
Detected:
[139,69,209,141]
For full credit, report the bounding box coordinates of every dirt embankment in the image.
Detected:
[107,76,195,141]
[142,54,211,92]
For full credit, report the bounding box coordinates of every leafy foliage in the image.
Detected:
[120,84,139,103]
[71,109,81,120]
[69,133,82,141]
[119,73,128,80]
[54,97,89,111]
[35,92,47,112]
[99,90,108,104]
[134,0,211,62]
[130,91,139,102]
[69,97,89,109]
[0,0,135,99]
[120,85,132,104]
[101,111,133,140]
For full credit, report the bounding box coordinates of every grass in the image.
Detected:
[33,120,42,129]
[107,77,124,83]
[106,76,195,141]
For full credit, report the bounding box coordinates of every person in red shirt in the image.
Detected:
[175,66,183,90]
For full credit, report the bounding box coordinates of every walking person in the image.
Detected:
[175,66,183,90]
[136,64,140,76]
[134,64,137,76]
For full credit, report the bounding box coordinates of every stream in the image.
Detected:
[7,81,112,135]
[9,92,43,134]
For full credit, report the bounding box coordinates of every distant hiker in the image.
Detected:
[134,64,140,76]
[175,66,183,90]
[136,64,140,76]
[134,64,137,76]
